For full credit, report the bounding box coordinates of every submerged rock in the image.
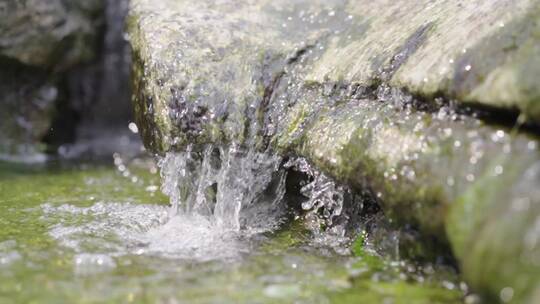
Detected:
[128,0,540,302]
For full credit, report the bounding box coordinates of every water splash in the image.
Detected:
[284,157,365,254]
[38,142,288,262]
[41,202,247,261]
[159,144,286,231]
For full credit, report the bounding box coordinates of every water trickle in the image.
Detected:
[284,157,365,253]
[285,157,345,229]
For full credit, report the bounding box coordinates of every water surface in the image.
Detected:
[0,157,464,303]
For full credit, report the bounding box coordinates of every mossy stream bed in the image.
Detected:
[0,155,466,303]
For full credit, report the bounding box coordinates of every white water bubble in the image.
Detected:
[74,253,116,275]
[499,287,514,303]
[128,122,139,134]
[264,284,301,298]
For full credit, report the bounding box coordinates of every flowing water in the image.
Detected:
[0,135,467,303]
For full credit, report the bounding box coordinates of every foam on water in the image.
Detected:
[41,202,248,262]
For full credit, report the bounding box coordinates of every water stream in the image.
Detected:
[0,141,466,303]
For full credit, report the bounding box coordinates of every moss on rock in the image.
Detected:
[127,0,540,301]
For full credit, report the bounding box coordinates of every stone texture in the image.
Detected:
[0,59,57,157]
[128,0,540,301]
[0,0,104,70]
[0,0,108,157]
[309,0,540,122]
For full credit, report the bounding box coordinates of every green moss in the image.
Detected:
[445,149,540,303]
[329,280,462,304]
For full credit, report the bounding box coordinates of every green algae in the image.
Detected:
[0,159,464,303]
[329,280,462,304]
[447,155,540,303]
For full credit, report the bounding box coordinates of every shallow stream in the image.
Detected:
[0,139,467,303]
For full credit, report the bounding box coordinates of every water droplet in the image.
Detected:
[443,128,452,137]
[442,280,456,290]
[128,122,139,134]
[500,287,514,303]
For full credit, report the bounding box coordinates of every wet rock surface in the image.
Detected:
[0,0,104,157]
[128,0,540,302]
[0,58,57,158]
[0,0,133,158]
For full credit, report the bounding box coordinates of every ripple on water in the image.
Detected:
[0,240,21,267]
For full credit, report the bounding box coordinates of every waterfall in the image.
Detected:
[158,144,286,231]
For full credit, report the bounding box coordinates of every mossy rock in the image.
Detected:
[127,0,540,301]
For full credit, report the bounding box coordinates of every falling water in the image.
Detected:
[158,143,286,231]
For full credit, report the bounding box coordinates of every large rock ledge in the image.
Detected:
[128,0,540,302]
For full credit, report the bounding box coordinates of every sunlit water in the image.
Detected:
[0,150,464,303]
